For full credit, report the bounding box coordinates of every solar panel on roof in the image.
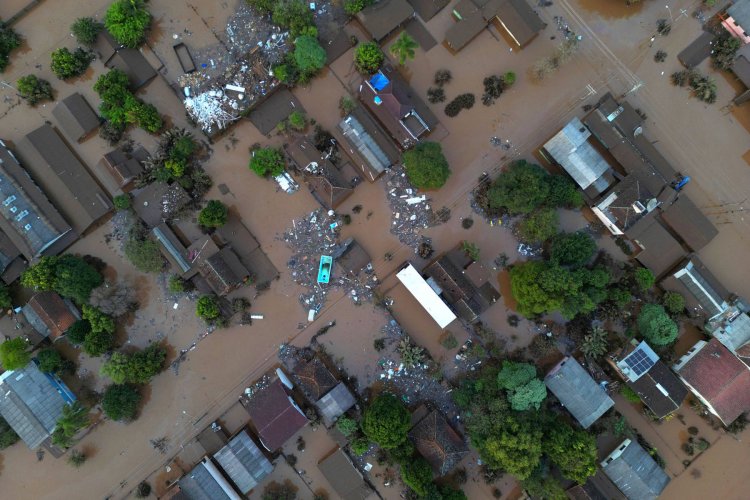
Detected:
[624,347,656,377]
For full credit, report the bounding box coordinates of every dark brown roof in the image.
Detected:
[15,124,111,234]
[100,146,146,189]
[407,0,451,21]
[336,239,371,277]
[444,0,487,51]
[359,67,438,149]
[566,470,627,500]
[676,338,750,425]
[0,140,74,262]
[293,358,338,401]
[199,247,250,296]
[337,107,400,182]
[132,182,190,228]
[444,0,543,50]
[318,448,374,500]
[659,195,718,252]
[52,93,100,142]
[628,360,688,418]
[248,89,302,135]
[0,230,24,284]
[733,44,750,87]
[245,378,307,451]
[629,215,687,278]
[356,0,414,41]
[409,409,468,476]
[677,31,716,69]
[26,291,78,339]
[494,0,545,47]
[213,211,279,285]
[96,31,156,90]
[285,137,353,210]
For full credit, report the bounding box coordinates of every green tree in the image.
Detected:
[546,174,584,208]
[390,31,418,66]
[50,47,94,80]
[113,194,131,210]
[550,232,596,267]
[105,0,152,48]
[483,416,543,479]
[634,267,655,292]
[67,449,87,467]
[23,255,103,304]
[102,384,142,421]
[544,423,597,483]
[100,344,166,384]
[608,287,632,308]
[293,35,326,75]
[21,255,58,290]
[81,305,115,356]
[638,304,678,346]
[620,385,641,403]
[124,236,163,273]
[17,75,54,105]
[66,320,91,345]
[51,402,89,449]
[712,33,742,70]
[0,338,30,370]
[354,42,384,74]
[0,21,21,73]
[581,325,608,359]
[344,0,374,14]
[336,416,359,437]
[196,295,221,321]
[361,393,410,449]
[198,200,228,228]
[402,141,451,189]
[0,283,10,309]
[488,161,550,214]
[37,348,65,374]
[128,100,162,132]
[71,17,103,45]
[522,471,567,500]
[662,291,685,315]
[497,361,546,411]
[287,110,306,130]
[272,0,315,38]
[250,147,285,177]
[517,208,558,244]
[400,457,433,496]
[262,479,299,500]
[0,416,19,449]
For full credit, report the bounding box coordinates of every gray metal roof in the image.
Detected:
[213,430,273,494]
[728,0,750,35]
[339,113,393,176]
[673,259,727,318]
[52,93,100,142]
[319,448,374,500]
[0,362,69,449]
[544,117,611,191]
[315,382,356,427]
[178,461,233,500]
[545,357,614,428]
[601,439,670,500]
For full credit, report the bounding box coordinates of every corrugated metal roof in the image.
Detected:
[544,117,611,190]
[213,430,273,494]
[601,439,670,500]
[545,357,614,428]
[316,382,356,426]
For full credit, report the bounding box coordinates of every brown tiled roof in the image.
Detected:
[409,409,468,475]
[27,291,77,339]
[199,247,250,296]
[293,358,338,401]
[659,195,718,252]
[676,338,750,425]
[100,147,146,189]
[52,93,100,142]
[356,0,414,41]
[246,378,307,451]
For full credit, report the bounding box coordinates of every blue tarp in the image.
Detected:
[369,72,390,92]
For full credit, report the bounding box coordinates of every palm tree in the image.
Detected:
[581,326,609,359]
[390,32,418,66]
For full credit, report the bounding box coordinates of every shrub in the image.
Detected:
[339,95,356,115]
[361,393,410,449]
[100,121,125,145]
[654,50,667,63]
[517,208,558,244]
[344,0,373,14]
[66,320,91,345]
[400,457,433,496]
[620,385,641,403]
[638,303,678,346]
[427,86,446,103]
[67,449,87,467]
[503,71,516,85]
[113,194,131,210]
[712,33,741,71]
[662,291,685,315]
[71,17,103,45]
[434,69,452,86]
[198,200,228,228]
[550,232,596,267]
[402,141,451,189]
[196,295,221,321]
[350,436,370,455]
[336,416,359,437]
[102,383,142,421]
[0,338,30,370]
[293,35,326,76]
[100,344,166,384]
[634,267,655,291]
[272,0,316,38]
[124,236,163,273]
[0,22,21,73]
[168,275,186,294]
[0,284,9,310]
[135,482,152,498]
[17,75,53,105]
[288,110,307,130]
[105,0,151,48]
[50,47,94,79]
[249,147,285,177]
[461,217,474,229]
[0,416,19,449]
[441,333,459,349]
[354,42,384,74]
[37,348,65,374]
[445,93,475,116]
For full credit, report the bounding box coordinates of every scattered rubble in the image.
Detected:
[385,165,445,251]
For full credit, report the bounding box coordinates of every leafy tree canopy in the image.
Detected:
[546,174,584,208]
[550,232,596,267]
[488,161,550,214]
[249,147,285,177]
[0,337,30,370]
[196,295,221,321]
[71,17,103,45]
[66,319,92,345]
[400,457,433,496]
[21,254,103,304]
[100,344,166,384]
[0,283,10,309]
[17,75,54,105]
[390,31,418,66]
[354,42,384,74]
[637,303,678,346]
[102,383,142,421]
[662,291,685,315]
[198,200,228,228]
[544,422,597,483]
[517,208,558,244]
[37,348,65,374]
[52,402,89,448]
[0,415,19,449]
[403,141,451,190]
[124,237,163,273]
[293,35,326,74]
[50,47,94,80]
[497,361,546,411]
[105,0,151,48]
[634,267,655,292]
[0,22,21,73]
[361,393,410,449]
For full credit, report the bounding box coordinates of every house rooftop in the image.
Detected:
[626,213,687,278]
[152,223,192,275]
[733,44,750,89]
[15,124,111,234]
[213,211,278,285]
[338,107,400,182]
[22,291,79,340]
[318,447,374,500]
[545,357,614,428]
[710,308,750,358]
[592,174,656,235]
[245,378,307,451]
[285,137,353,210]
[408,0,451,21]
[444,0,544,50]
[601,439,670,500]
[659,195,718,252]
[0,140,74,262]
[213,430,273,494]
[248,89,302,135]
[397,262,457,329]
[566,469,627,500]
[52,93,100,143]
[660,257,729,319]
[292,357,338,401]
[96,31,156,90]
[356,0,414,41]
[674,338,750,425]
[200,247,251,296]
[316,382,357,427]
[177,460,234,500]
[334,238,372,277]
[0,362,74,449]
[132,182,190,228]
[409,408,469,475]
[100,146,147,189]
[728,0,750,34]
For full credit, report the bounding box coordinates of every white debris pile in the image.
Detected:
[184,90,240,134]
[385,165,441,250]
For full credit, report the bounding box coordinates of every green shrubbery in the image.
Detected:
[94,69,162,133]
[17,75,54,105]
[105,0,151,48]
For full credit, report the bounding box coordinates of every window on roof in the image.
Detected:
[3,195,16,206]
[9,206,17,213]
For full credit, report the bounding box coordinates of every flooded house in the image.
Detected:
[98,146,148,193]
[94,31,157,90]
[292,357,356,427]
[333,238,373,278]
[356,0,414,42]
[132,182,190,228]
[544,357,614,429]
[396,262,458,329]
[243,377,307,452]
[22,291,80,342]
[409,406,469,476]
[338,107,400,183]
[600,439,670,500]
[52,93,101,143]
[706,301,750,363]
[673,337,750,426]
[318,447,375,500]
[659,257,730,319]
[444,0,545,52]
[611,340,688,419]
[247,89,302,135]
[0,361,76,449]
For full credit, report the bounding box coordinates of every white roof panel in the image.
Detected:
[397,264,457,328]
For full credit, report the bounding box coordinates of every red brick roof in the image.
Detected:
[678,338,750,425]
[246,378,307,451]
[28,291,77,339]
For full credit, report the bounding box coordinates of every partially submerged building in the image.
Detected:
[292,357,356,427]
[244,377,307,451]
[544,357,614,428]
[338,107,400,182]
[132,182,190,228]
[333,238,372,277]
[212,430,274,495]
[99,146,147,192]
[707,304,750,364]
[612,341,687,419]
[318,447,375,500]
[600,439,670,500]
[213,212,279,286]
[177,458,239,500]
[673,337,750,426]
[359,68,438,149]
[284,136,354,210]
[0,361,76,449]
[731,44,750,105]
[248,89,303,135]
[396,262,457,329]
[660,257,729,319]
[95,31,157,90]
[445,0,545,51]
[22,291,80,341]
[423,245,500,324]
[15,124,112,235]
[409,408,469,476]
[52,93,100,143]
[356,0,414,42]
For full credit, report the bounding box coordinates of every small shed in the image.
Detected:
[316,382,357,427]
[544,357,614,428]
[52,93,100,142]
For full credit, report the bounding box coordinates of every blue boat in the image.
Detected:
[317,255,333,284]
